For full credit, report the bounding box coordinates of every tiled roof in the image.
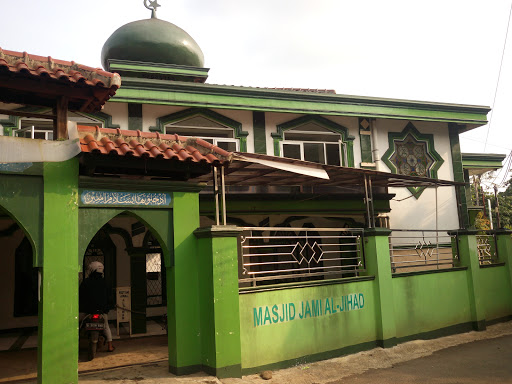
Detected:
[268,88,336,94]
[78,126,232,165]
[0,48,121,112]
[208,84,337,94]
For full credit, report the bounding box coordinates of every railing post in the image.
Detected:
[194,225,242,378]
[451,230,486,331]
[363,228,397,347]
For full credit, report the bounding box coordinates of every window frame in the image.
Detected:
[280,138,347,166]
[165,121,240,151]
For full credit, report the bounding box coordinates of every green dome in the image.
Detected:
[101,18,204,69]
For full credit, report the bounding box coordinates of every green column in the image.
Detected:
[454,230,486,331]
[167,191,202,374]
[194,226,242,378]
[363,228,396,347]
[252,111,267,155]
[38,159,79,384]
[448,123,469,228]
[496,230,512,292]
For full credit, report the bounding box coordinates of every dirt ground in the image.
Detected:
[3,321,512,383]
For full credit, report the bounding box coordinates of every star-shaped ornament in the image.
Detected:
[148,0,161,10]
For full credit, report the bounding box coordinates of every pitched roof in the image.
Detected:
[0,48,121,112]
[267,88,336,94]
[78,126,231,165]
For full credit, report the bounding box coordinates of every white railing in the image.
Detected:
[389,230,458,273]
[239,227,365,286]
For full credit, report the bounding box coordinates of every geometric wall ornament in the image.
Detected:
[381,122,444,199]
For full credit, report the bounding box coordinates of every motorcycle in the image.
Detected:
[81,313,105,361]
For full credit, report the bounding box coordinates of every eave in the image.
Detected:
[111,77,490,129]
[462,152,506,175]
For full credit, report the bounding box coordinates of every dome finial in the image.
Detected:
[144,0,161,19]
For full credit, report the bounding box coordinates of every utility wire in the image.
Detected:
[482,149,512,188]
[484,1,512,151]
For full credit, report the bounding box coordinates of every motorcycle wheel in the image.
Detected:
[88,340,97,361]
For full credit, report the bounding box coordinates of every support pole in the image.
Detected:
[369,176,375,228]
[454,186,464,229]
[494,185,501,228]
[488,199,494,230]
[221,166,227,226]
[52,96,68,140]
[213,167,220,225]
[364,175,372,228]
[435,184,439,268]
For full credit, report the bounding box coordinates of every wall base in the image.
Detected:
[169,364,242,378]
[241,319,503,375]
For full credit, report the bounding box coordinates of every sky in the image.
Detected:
[1,0,512,181]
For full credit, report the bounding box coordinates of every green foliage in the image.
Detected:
[474,211,491,230]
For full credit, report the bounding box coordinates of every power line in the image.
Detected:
[483,1,512,151]
[481,150,512,188]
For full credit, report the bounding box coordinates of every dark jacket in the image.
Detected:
[79,272,114,314]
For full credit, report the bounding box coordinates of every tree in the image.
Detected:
[471,172,512,230]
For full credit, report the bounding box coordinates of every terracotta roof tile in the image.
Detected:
[269,88,336,94]
[78,126,232,165]
[0,48,121,112]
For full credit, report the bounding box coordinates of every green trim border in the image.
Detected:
[381,122,444,199]
[112,78,490,128]
[239,275,375,294]
[392,266,468,278]
[479,262,506,269]
[82,111,120,128]
[149,107,249,152]
[272,115,355,167]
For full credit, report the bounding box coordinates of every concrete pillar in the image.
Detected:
[167,191,202,375]
[363,228,397,347]
[454,230,486,331]
[38,159,79,384]
[194,225,242,378]
[496,229,512,294]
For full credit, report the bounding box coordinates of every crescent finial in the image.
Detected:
[143,0,161,19]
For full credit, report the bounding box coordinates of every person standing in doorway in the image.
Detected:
[79,261,115,352]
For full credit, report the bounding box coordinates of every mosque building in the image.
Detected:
[0,2,510,383]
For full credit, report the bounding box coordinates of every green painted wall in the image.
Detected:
[0,175,43,266]
[168,191,202,374]
[78,208,173,267]
[38,159,79,384]
[237,230,512,374]
[392,271,472,338]
[479,266,512,321]
[239,280,376,371]
[196,227,242,377]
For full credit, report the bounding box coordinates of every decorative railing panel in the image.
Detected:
[476,233,499,265]
[239,227,365,286]
[389,230,458,273]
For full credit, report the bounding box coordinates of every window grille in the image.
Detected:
[239,227,365,287]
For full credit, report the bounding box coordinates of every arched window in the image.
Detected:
[1,107,117,139]
[150,108,248,152]
[165,115,239,152]
[273,115,355,167]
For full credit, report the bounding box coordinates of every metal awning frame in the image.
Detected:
[208,152,466,229]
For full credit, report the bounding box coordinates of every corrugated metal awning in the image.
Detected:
[193,152,464,188]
